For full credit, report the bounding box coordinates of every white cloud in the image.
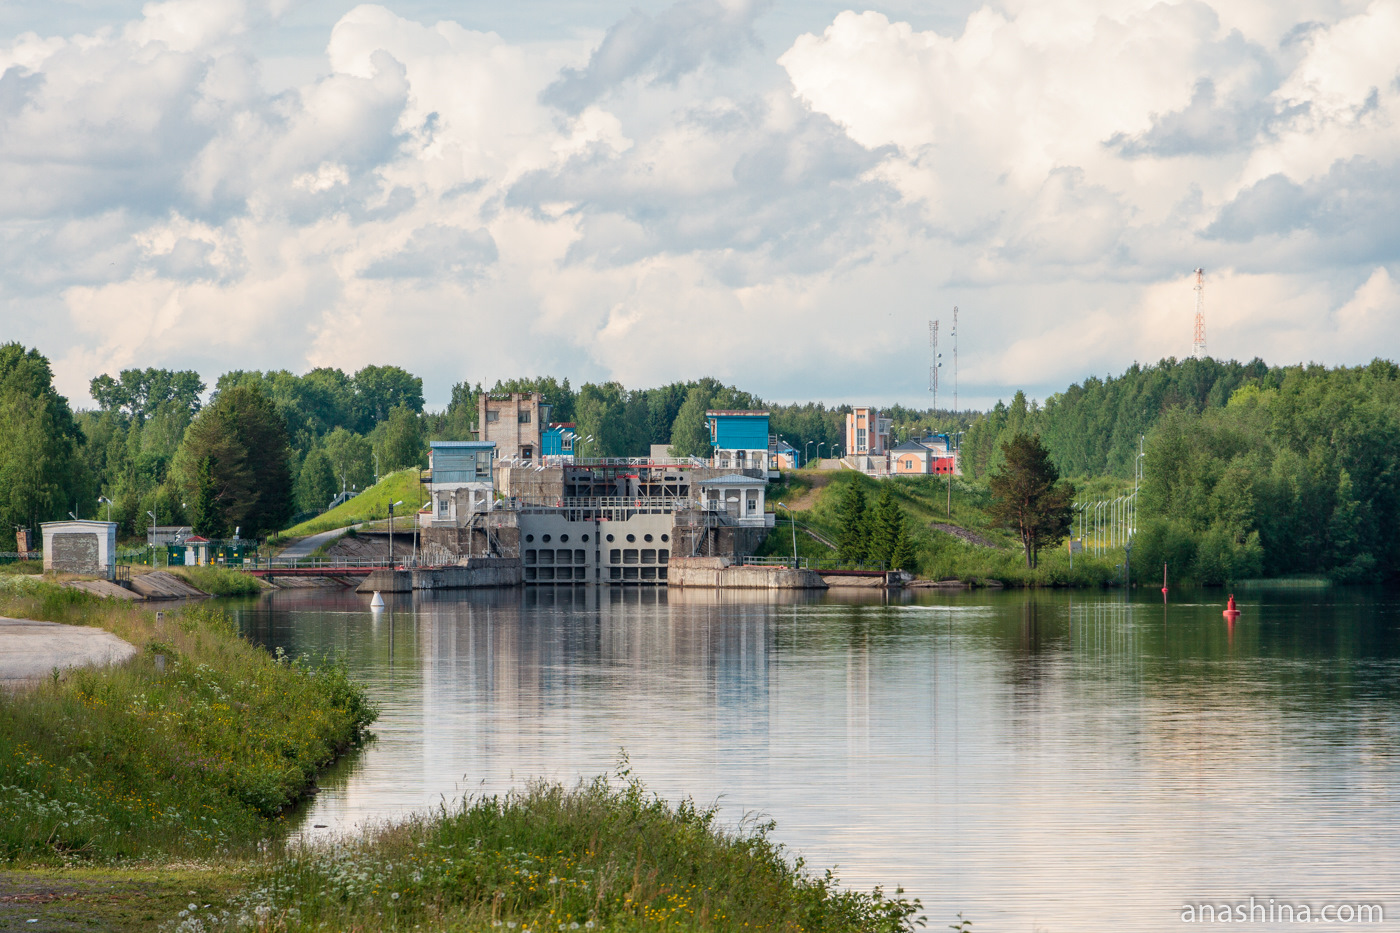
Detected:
[1,0,1399,410]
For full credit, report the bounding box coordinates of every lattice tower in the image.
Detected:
[1192,268,1207,358]
[928,319,939,410]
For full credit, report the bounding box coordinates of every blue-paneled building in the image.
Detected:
[426,441,495,526]
[541,422,578,460]
[706,410,770,473]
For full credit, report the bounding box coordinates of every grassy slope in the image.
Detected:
[760,468,1131,586]
[0,579,375,862]
[276,469,426,540]
[165,564,268,596]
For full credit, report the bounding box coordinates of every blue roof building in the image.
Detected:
[706,410,770,474]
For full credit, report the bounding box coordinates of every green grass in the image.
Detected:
[166,565,267,596]
[0,584,376,862]
[227,767,923,933]
[761,470,1124,586]
[275,469,426,540]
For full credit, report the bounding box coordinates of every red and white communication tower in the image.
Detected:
[1192,268,1207,358]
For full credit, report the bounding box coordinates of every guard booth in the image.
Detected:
[40,521,118,580]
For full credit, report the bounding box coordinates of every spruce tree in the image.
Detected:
[868,486,899,566]
[191,456,230,539]
[837,480,869,563]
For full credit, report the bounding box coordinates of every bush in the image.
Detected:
[230,768,925,932]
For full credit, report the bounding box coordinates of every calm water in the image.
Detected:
[229,586,1400,932]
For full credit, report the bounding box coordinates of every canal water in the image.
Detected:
[229,586,1400,932]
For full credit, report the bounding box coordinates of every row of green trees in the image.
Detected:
[1133,361,1400,583]
[960,356,1275,480]
[834,482,917,570]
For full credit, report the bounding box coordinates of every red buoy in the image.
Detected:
[1223,593,1241,622]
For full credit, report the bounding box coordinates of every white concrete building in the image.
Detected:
[41,520,117,579]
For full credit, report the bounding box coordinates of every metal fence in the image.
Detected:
[736,555,808,568]
[573,456,709,467]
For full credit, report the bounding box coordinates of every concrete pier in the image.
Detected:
[355,558,523,593]
[666,556,827,590]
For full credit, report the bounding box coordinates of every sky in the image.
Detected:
[2,0,1398,411]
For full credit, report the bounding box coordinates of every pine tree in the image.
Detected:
[988,432,1074,569]
[837,480,870,563]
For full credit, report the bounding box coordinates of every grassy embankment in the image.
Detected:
[273,469,426,542]
[163,565,268,596]
[0,577,376,863]
[759,468,1133,586]
[0,578,926,932]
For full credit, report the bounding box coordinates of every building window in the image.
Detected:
[521,446,533,460]
[486,410,499,422]
[437,496,448,516]
[747,495,758,514]
[856,428,867,449]
[518,410,531,424]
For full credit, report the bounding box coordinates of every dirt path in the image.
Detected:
[0,618,137,686]
[930,522,1002,548]
[783,472,833,511]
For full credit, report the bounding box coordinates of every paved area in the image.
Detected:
[276,525,359,559]
[0,618,137,685]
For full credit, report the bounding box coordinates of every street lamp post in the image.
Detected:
[98,496,113,522]
[817,442,827,460]
[776,502,798,567]
[805,440,815,466]
[388,499,403,566]
[147,510,160,567]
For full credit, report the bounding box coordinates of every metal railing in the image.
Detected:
[736,555,809,568]
[807,558,888,572]
[510,496,696,511]
[245,557,399,571]
[573,456,709,467]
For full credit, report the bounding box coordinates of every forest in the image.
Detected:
[2,341,1397,582]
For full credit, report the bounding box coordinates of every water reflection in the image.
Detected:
[230,586,1400,932]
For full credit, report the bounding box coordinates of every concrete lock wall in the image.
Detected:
[667,556,826,590]
[356,558,523,593]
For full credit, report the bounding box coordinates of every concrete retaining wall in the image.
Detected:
[667,556,826,590]
[356,557,523,593]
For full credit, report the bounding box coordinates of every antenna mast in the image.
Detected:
[952,306,958,413]
[1192,268,1207,358]
[928,319,939,410]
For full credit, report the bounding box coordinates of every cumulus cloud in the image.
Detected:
[542,0,772,114]
[1,0,1399,408]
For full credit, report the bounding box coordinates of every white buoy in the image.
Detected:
[370,591,385,608]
